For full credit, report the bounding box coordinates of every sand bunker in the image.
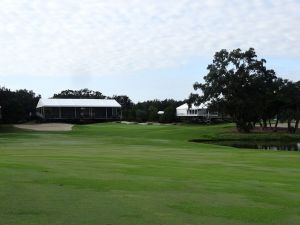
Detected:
[14,123,73,131]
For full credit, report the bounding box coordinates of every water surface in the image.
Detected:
[192,140,300,151]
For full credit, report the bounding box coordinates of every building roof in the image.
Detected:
[36,98,121,108]
[176,103,207,110]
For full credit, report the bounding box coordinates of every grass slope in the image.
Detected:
[0,123,299,225]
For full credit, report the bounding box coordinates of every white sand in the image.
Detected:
[14,123,73,131]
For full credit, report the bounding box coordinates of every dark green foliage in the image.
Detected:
[53,88,106,99]
[113,95,135,120]
[0,87,40,123]
[159,106,176,123]
[132,99,183,123]
[191,48,300,133]
[53,90,182,123]
[112,98,183,123]
[113,95,134,109]
[277,81,300,133]
[135,109,148,122]
[148,106,158,122]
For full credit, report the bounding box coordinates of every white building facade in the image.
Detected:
[36,98,121,121]
[176,103,219,121]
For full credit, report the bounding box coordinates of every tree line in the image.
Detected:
[119,99,184,123]
[190,48,300,133]
[0,87,183,123]
[0,87,40,123]
[53,89,183,123]
[1,48,299,131]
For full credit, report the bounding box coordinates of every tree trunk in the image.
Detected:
[274,117,279,132]
[236,119,252,133]
[263,119,267,130]
[287,119,294,133]
[259,120,263,131]
[269,120,272,128]
[295,119,299,133]
[295,106,300,133]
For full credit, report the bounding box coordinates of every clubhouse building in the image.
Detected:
[176,103,220,122]
[36,98,121,121]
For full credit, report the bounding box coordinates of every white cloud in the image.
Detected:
[0,0,299,77]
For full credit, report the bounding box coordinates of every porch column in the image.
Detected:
[89,108,93,118]
[59,107,62,119]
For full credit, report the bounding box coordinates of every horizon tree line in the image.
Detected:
[1,48,299,133]
[0,87,183,124]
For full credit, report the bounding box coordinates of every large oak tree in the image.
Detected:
[191,48,280,132]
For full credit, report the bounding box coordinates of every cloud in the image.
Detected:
[0,0,299,77]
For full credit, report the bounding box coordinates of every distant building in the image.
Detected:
[176,103,220,121]
[36,98,121,121]
[157,111,164,115]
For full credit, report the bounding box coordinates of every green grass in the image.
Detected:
[0,123,300,225]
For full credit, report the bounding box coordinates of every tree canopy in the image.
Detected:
[52,89,181,123]
[0,87,40,123]
[191,48,300,133]
[53,88,106,99]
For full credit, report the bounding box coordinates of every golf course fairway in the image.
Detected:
[0,123,299,225]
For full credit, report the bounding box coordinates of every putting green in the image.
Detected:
[0,123,299,225]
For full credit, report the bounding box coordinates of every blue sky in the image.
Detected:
[0,0,299,102]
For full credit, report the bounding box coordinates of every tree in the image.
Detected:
[0,87,40,123]
[133,99,183,123]
[148,105,158,122]
[135,109,147,122]
[113,95,134,109]
[113,95,134,121]
[53,88,106,99]
[278,81,300,133]
[191,48,279,132]
[159,106,176,123]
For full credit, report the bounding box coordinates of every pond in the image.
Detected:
[191,140,300,151]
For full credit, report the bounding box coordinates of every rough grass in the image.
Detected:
[0,123,299,225]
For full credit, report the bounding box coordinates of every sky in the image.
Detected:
[0,0,299,102]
